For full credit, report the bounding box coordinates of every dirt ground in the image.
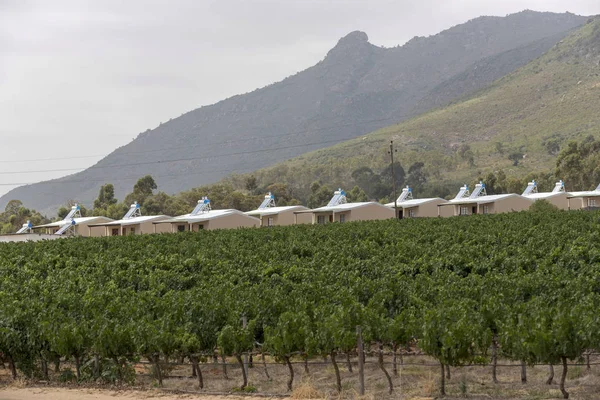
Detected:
[0,387,254,400]
[2,355,600,399]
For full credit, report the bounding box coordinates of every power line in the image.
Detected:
[0,116,399,164]
[0,169,238,188]
[1,49,589,167]
[0,134,373,177]
[0,133,376,187]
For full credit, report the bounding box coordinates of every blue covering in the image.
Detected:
[327,189,347,207]
[522,180,537,196]
[454,185,469,200]
[192,197,211,215]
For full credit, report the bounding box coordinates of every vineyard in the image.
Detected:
[1,211,600,398]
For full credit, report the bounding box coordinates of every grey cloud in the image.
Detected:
[0,0,599,197]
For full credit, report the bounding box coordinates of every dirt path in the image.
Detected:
[0,387,265,400]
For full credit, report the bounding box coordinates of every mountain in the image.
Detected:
[1,11,587,215]
[241,17,600,200]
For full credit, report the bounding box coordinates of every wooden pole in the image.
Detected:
[357,326,365,396]
[389,141,398,219]
[242,315,249,378]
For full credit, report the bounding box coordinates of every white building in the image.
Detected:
[33,205,113,236]
[521,180,569,209]
[567,183,600,210]
[153,197,260,231]
[385,186,450,218]
[296,189,395,224]
[88,202,171,236]
[245,193,310,226]
[439,182,533,216]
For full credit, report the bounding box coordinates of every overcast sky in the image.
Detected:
[1,0,599,199]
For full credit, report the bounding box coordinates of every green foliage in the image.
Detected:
[529,199,559,213]
[543,138,561,156]
[555,137,600,191]
[222,20,600,201]
[1,211,600,392]
[93,184,118,209]
[494,142,505,155]
[57,202,88,220]
[458,144,475,167]
[0,200,49,234]
[406,162,428,193]
[346,186,369,202]
[232,385,258,393]
[421,295,489,367]
[245,175,258,192]
[264,311,310,359]
[124,175,157,206]
[508,152,524,166]
[307,182,333,208]
[218,321,256,356]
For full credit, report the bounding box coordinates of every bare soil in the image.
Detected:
[2,354,600,399]
[0,387,253,400]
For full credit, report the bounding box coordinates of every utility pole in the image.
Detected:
[388,141,398,219]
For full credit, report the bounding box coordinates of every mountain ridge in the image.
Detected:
[1,10,588,215]
[237,16,600,201]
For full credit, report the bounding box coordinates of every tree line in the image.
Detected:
[2,137,598,225]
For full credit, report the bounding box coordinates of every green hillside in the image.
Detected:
[241,17,600,200]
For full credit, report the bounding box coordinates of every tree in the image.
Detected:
[307,182,333,209]
[0,200,48,234]
[351,167,385,198]
[134,175,158,196]
[380,162,406,193]
[93,184,118,209]
[264,311,310,391]
[218,321,256,390]
[529,199,559,213]
[484,172,498,195]
[57,202,88,220]
[264,183,300,206]
[501,289,597,399]
[311,301,363,393]
[420,295,489,396]
[4,200,23,217]
[364,305,409,394]
[494,142,505,155]
[508,152,524,166]
[245,175,258,192]
[458,144,475,167]
[544,139,560,156]
[347,186,368,202]
[555,138,600,191]
[124,175,157,206]
[406,162,428,193]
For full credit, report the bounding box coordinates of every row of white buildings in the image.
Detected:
[2,180,599,242]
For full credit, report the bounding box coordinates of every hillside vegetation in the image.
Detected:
[243,17,600,200]
[0,11,586,215]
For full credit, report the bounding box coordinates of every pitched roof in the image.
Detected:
[299,202,390,213]
[385,198,443,208]
[443,193,531,205]
[154,209,259,224]
[245,205,308,216]
[34,216,113,228]
[525,192,568,200]
[567,190,600,198]
[88,215,170,227]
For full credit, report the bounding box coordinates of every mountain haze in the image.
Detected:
[244,17,600,199]
[1,11,587,214]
